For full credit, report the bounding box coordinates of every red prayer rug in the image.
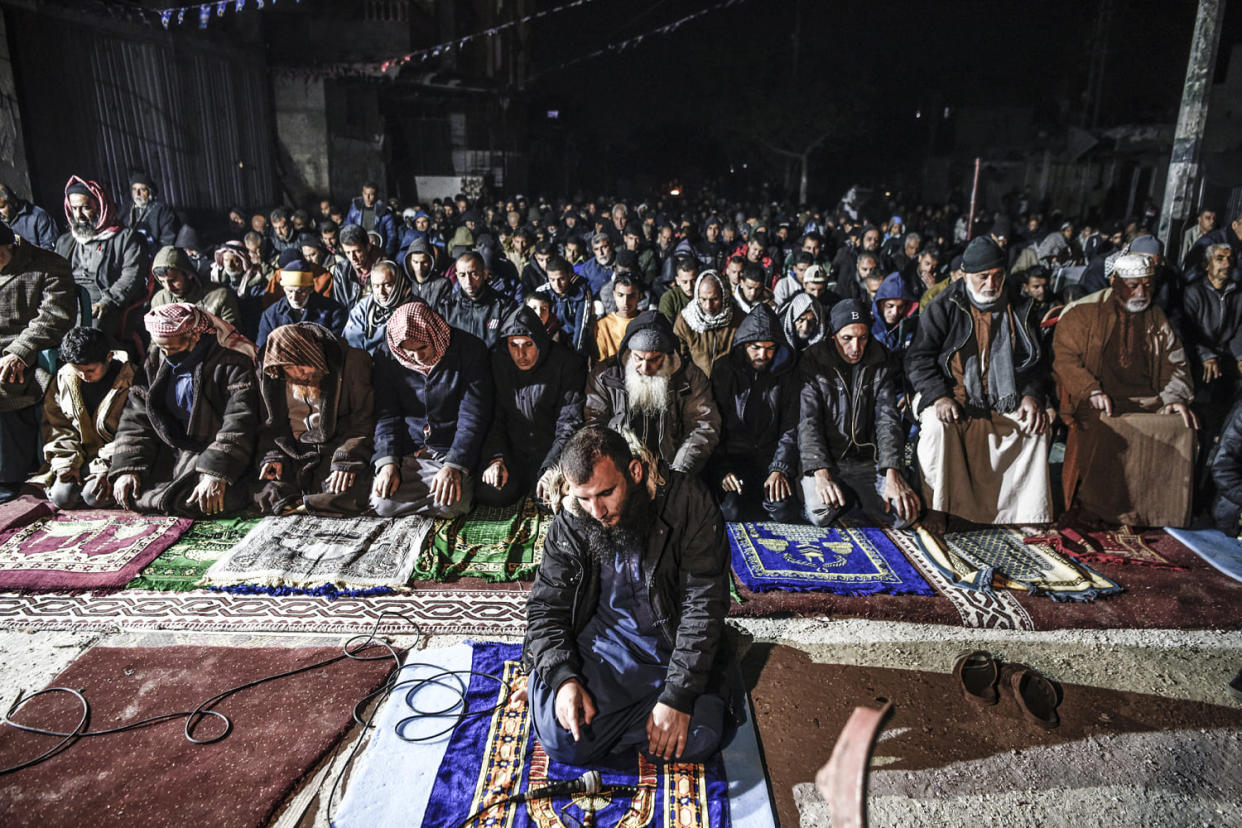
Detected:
[0,510,191,591]
[0,644,392,828]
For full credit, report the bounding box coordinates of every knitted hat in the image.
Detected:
[829,299,871,334]
[961,236,1006,273]
[279,260,315,288]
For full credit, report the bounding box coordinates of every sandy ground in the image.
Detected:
[1,617,1240,827]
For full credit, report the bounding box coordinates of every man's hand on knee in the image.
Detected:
[812,468,845,509]
[647,702,690,760]
[431,465,463,508]
[554,679,596,742]
[372,464,401,499]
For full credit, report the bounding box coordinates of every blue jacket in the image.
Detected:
[536,279,594,355]
[6,200,58,249]
[345,198,399,258]
[256,292,348,347]
[371,329,492,472]
[579,257,615,297]
[342,296,388,354]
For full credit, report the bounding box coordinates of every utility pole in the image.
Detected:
[1158,0,1226,257]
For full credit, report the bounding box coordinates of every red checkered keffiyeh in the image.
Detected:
[63,175,121,240]
[144,302,257,362]
[386,302,450,375]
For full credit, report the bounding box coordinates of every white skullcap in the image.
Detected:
[1113,252,1156,280]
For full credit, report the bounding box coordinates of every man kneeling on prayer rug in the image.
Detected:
[1053,251,1198,527]
[906,235,1053,529]
[253,322,374,515]
[109,303,259,517]
[521,426,731,766]
[369,301,491,518]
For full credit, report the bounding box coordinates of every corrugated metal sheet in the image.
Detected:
[7,6,275,219]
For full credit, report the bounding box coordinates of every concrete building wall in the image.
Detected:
[0,8,32,198]
[274,75,331,202]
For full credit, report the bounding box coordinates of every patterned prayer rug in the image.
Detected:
[727,521,934,596]
[0,511,191,592]
[335,642,766,828]
[126,517,261,591]
[1165,527,1242,584]
[0,644,391,828]
[919,526,1122,602]
[0,588,529,636]
[202,514,432,591]
[1024,526,1183,571]
[413,497,547,583]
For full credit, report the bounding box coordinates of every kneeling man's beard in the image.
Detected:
[289,381,323,403]
[625,360,672,416]
[582,479,651,560]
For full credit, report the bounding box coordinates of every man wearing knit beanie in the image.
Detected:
[906,235,1053,530]
[799,299,922,528]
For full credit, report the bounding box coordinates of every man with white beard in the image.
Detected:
[906,236,1052,530]
[585,310,720,475]
[1053,252,1197,527]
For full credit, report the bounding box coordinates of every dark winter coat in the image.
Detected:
[256,292,348,348]
[709,304,800,481]
[0,242,77,412]
[435,284,516,347]
[535,279,594,355]
[109,340,259,511]
[6,200,58,249]
[371,328,492,472]
[121,198,178,253]
[904,279,1045,415]
[522,465,731,714]
[484,307,585,475]
[345,198,399,258]
[585,310,720,475]
[55,228,149,320]
[1182,276,1242,366]
[798,336,904,475]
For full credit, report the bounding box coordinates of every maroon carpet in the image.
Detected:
[0,511,191,591]
[0,645,393,827]
[729,530,1242,630]
[0,495,55,535]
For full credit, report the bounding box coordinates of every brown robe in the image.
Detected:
[1052,288,1196,527]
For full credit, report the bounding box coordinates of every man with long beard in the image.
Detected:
[522,426,730,766]
[253,323,374,515]
[54,176,148,342]
[585,310,719,476]
[1053,252,1197,527]
[906,236,1052,529]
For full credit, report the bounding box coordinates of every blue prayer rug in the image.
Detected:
[727,521,934,596]
[419,642,730,828]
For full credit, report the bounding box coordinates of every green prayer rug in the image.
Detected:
[412,498,546,583]
[127,518,260,591]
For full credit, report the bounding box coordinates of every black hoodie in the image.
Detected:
[709,304,800,479]
[484,306,586,475]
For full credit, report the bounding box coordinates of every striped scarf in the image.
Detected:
[261,324,330,379]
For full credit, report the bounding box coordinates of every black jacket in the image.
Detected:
[799,336,904,474]
[121,199,178,253]
[484,306,585,475]
[709,304,800,479]
[1212,397,1242,507]
[371,327,492,472]
[904,279,1045,415]
[522,467,730,714]
[257,292,348,348]
[435,284,516,347]
[1182,276,1242,366]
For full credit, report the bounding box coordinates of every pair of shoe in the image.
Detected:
[953,650,1061,730]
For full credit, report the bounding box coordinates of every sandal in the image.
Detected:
[1001,663,1061,730]
[953,650,1000,706]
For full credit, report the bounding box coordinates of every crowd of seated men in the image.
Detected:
[1,176,1240,534]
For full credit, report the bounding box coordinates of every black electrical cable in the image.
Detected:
[0,610,420,775]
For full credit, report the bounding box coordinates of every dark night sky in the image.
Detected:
[518,0,1235,200]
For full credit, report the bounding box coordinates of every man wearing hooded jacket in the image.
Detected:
[478,306,586,506]
[707,304,801,522]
